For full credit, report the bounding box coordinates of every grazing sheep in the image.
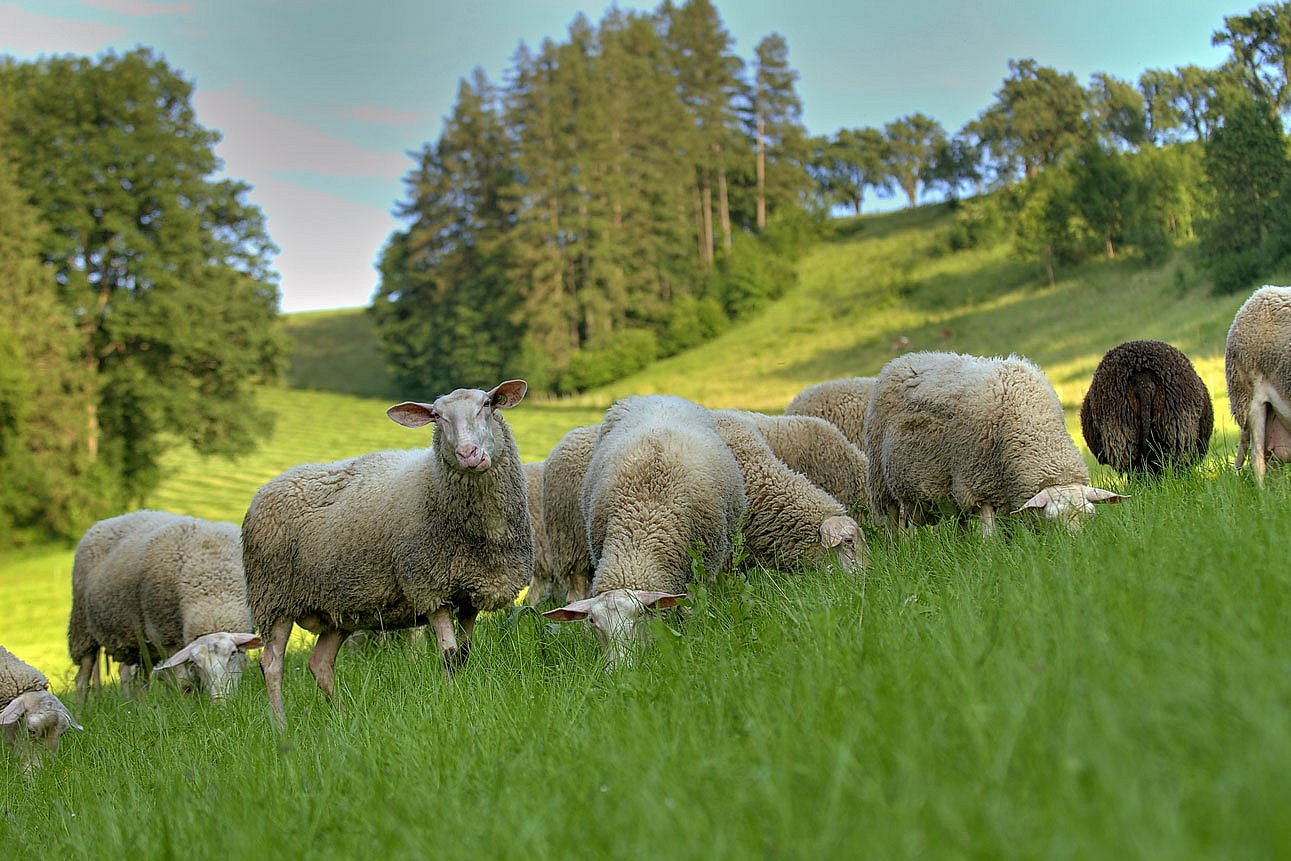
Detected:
[738,411,870,515]
[522,461,553,605]
[68,510,261,701]
[1225,285,1291,486]
[1,646,81,773]
[865,351,1124,537]
[713,412,867,573]
[784,377,877,450]
[544,396,746,666]
[1080,339,1213,474]
[243,380,534,723]
[530,424,600,606]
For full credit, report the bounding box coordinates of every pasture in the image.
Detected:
[2,206,1288,857]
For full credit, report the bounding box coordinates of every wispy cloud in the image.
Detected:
[194,87,408,180]
[337,104,425,128]
[82,0,192,16]
[0,4,125,53]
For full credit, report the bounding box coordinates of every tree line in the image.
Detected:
[0,48,281,545]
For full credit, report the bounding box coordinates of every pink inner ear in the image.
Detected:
[490,379,528,409]
[632,591,689,609]
[1085,488,1128,504]
[156,644,195,670]
[543,607,590,622]
[387,401,437,428]
[233,633,264,649]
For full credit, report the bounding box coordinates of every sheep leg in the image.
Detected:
[979,503,996,538]
[1249,397,1268,487]
[430,607,461,677]
[75,653,96,700]
[451,605,479,670]
[567,574,590,603]
[1235,427,1248,470]
[261,618,294,725]
[308,628,345,702]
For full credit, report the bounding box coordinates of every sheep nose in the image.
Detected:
[455,444,486,469]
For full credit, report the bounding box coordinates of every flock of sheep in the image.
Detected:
[4,284,1290,771]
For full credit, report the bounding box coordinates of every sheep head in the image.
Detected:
[154,632,263,701]
[544,589,687,668]
[1014,484,1127,530]
[388,380,528,472]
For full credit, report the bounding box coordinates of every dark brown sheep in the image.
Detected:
[1080,340,1213,474]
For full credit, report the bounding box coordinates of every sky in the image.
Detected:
[1,0,1237,313]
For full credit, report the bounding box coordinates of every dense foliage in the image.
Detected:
[374,0,814,396]
[0,49,282,543]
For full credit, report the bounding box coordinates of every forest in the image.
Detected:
[4,0,1291,544]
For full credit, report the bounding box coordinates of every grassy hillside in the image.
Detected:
[3,204,1288,857]
[280,306,397,398]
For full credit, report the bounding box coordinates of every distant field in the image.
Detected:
[279,306,398,399]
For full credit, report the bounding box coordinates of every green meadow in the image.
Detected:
[3,207,1288,858]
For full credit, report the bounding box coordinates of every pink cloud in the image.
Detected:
[337,104,425,128]
[82,0,193,16]
[0,4,126,53]
[194,87,408,179]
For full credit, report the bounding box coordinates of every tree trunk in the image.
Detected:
[701,169,715,266]
[1105,233,1116,260]
[756,111,767,231]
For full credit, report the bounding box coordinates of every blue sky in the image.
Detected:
[2,0,1235,312]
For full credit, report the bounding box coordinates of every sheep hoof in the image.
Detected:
[441,642,471,675]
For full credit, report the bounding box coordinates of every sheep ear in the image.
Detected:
[489,380,528,410]
[155,642,198,670]
[52,699,83,731]
[0,698,24,725]
[387,401,438,428]
[1084,487,1127,504]
[1014,489,1053,514]
[231,633,263,650]
[543,597,597,622]
[630,591,688,609]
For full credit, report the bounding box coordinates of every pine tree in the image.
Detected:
[750,34,809,230]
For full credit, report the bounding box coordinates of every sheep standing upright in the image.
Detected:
[243,380,533,723]
[1080,339,1213,474]
[544,396,746,666]
[866,351,1124,536]
[1225,285,1291,486]
[530,423,599,606]
[784,376,877,450]
[1,646,81,773]
[713,412,867,572]
[68,510,261,700]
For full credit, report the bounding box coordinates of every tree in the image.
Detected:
[926,134,984,202]
[1,49,282,502]
[814,127,892,215]
[1200,94,1289,291]
[1213,2,1291,113]
[750,33,808,230]
[1087,72,1147,149]
[973,58,1090,180]
[1069,142,1132,259]
[882,113,946,207]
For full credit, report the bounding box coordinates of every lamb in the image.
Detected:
[67,510,262,701]
[543,396,746,666]
[865,351,1124,537]
[738,411,871,516]
[522,461,554,605]
[528,423,600,606]
[1225,285,1291,486]
[712,411,867,573]
[1,646,81,773]
[242,380,534,723]
[784,376,877,450]
[1080,339,1213,474]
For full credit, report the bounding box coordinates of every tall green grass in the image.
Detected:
[3,466,1287,857]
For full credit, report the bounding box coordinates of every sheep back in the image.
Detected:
[1080,339,1213,473]
[582,396,745,594]
[539,424,600,601]
[742,411,870,514]
[0,646,48,707]
[866,351,1088,517]
[784,377,876,449]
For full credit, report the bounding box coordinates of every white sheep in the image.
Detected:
[1225,285,1291,486]
[784,376,877,450]
[865,351,1124,536]
[529,423,599,606]
[68,510,262,701]
[1,646,81,773]
[242,380,534,723]
[544,396,746,666]
[712,411,867,572]
[739,410,870,516]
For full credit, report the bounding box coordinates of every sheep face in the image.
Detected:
[815,515,868,572]
[1,691,81,773]
[544,589,686,668]
[387,380,528,472]
[1015,484,1126,530]
[154,632,263,701]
